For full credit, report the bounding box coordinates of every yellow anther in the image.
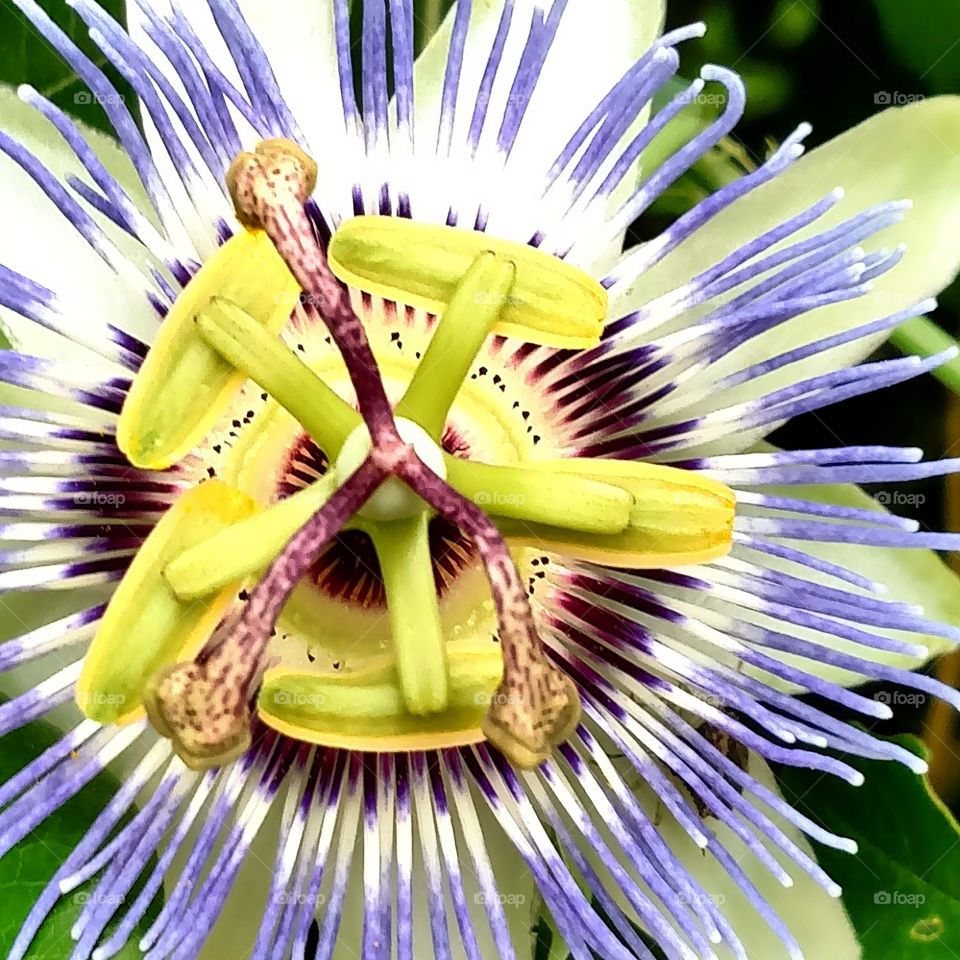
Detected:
[117,229,300,469]
[76,481,256,724]
[328,216,608,349]
[256,641,505,752]
[498,460,736,567]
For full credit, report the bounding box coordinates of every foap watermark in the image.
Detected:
[272,690,327,708]
[76,690,127,709]
[473,490,526,508]
[874,890,926,907]
[473,290,522,308]
[474,892,526,908]
[678,892,726,907]
[275,891,326,908]
[75,490,126,508]
[874,691,927,707]
[692,91,728,108]
[874,91,926,106]
[74,90,125,107]
[875,490,925,508]
[278,290,334,312]
[473,690,523,708]
[73,891,126,906]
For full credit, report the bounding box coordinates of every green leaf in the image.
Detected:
[0,709,161,958]
[0,0,135,136]
[872,0,960,93]
[776,736,960,958]
[530,912,566,960]
[889,315,960,396]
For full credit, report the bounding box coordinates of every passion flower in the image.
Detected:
[0,1,959,959]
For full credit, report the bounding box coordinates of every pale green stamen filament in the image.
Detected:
[196,297,360,455]
[162,472,340,601]
[333,419,450,715]
[395,251,516,438]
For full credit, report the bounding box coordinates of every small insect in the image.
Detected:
[693,721,750,820]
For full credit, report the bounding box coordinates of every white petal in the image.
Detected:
[126,0,356,223]
[628,97,960,417]
[126,0,343,152]
[411,0,666,261]
[0,85,156,357]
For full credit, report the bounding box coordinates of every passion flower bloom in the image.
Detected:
[2,0,960,958]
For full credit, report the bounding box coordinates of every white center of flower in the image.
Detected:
[335,417,447,520]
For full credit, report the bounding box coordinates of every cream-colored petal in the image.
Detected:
[623,97,960,437]
[0,85,157,357]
